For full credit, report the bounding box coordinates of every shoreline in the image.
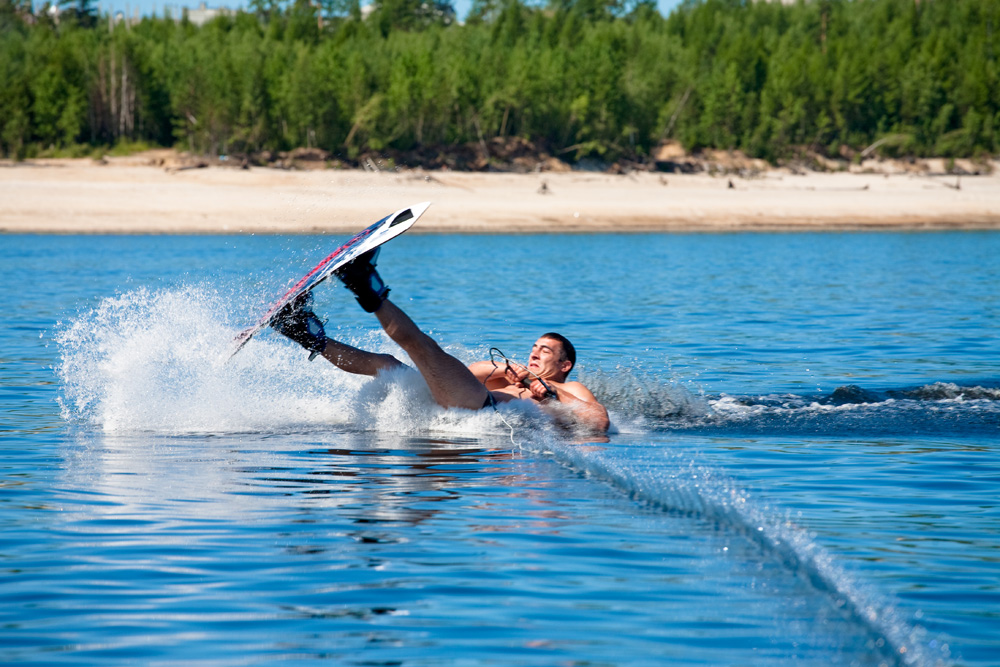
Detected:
[2,155,999,234]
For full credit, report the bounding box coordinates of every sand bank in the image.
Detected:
[2,156,999,234]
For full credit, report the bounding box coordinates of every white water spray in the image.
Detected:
[54,285,546,439]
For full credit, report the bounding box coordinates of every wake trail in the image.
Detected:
[525,439,935,667]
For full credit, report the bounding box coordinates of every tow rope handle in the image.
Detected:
[505,360,558,401]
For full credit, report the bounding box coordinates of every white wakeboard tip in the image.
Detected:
[386,201,431,228]
[405,201,432,217]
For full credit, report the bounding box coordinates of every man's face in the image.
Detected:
[527,337,572,380]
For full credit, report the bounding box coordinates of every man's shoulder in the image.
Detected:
[561,380,599,401]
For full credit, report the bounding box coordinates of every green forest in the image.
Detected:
[1,0,998,165]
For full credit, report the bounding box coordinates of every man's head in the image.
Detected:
[528,332,576,382]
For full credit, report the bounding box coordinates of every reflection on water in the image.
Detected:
[35,429,904,666]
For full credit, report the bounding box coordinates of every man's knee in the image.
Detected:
[373,353,405,374]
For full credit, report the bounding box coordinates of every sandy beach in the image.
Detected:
[2,153,999,234]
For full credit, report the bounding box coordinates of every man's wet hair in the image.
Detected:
[541,332,576,372]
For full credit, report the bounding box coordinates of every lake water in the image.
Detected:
[2,230,998,666]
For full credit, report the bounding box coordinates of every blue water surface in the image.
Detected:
[2,231,998,666]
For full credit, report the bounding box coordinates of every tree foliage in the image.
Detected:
[1,0,997,162]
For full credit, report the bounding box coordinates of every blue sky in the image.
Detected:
[91,0,685,21]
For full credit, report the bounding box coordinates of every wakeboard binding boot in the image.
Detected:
[271,292,327,361]
[335,247,389,313]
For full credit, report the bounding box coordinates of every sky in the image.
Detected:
[90,0,686,22]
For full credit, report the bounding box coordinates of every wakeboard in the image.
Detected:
[231,201,430,358]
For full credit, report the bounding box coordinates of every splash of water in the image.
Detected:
[55,282,994,440]
[54,285,549,439]
[578,365,711,430]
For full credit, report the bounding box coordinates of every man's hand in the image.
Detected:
[528,378,557,401]
[504,362,530,388]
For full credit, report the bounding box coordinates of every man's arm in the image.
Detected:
[469,360,611,433]
[467,360,512,389]
[529,379,610,433]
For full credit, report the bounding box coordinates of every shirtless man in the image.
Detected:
[271,248,610,433]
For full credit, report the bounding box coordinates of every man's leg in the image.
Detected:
[320,338,403,376]
[335,250,489,410]
[374,299,489,410]
[271,292,402,376]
